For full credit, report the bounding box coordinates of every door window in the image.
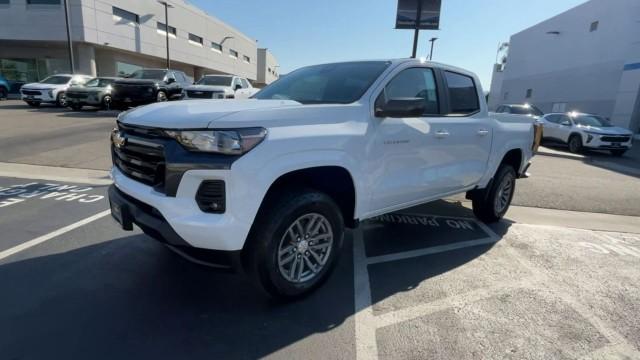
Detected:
[444,71,480,115]
[240,78,249,88]
[381,67,439,115]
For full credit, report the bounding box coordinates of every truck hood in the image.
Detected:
[579,125,633,135]
[185,84,233,93]
[120,99,303,128]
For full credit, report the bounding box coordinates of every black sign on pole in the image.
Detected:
[396,0,442,58]
[396,0,442,30]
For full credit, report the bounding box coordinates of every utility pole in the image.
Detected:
[411,0,423,58]
[63,0,74,73]
[428,37,438,60]
[158,1,174,69]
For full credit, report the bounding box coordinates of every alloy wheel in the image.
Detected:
[277,213,334,283]
[493,173,514,214]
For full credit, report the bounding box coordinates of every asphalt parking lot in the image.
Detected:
[1,100,640,359]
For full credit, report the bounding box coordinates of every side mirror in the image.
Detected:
[375,97,425,118]
[166,77,176,84]
[234,84,242,91]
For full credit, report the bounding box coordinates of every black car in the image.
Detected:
[111,69,193,109]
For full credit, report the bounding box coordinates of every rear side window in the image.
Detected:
[382,67,439,115]
[445,71,479,115]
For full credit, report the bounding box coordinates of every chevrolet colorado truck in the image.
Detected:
[109,59,536,297]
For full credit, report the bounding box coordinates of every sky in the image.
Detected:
[190,0,587,89]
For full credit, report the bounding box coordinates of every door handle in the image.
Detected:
[477,129,490,136]
[435,130,450,139]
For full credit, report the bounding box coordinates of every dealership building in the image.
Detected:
[489,0,640,134]
[0,0,279,94]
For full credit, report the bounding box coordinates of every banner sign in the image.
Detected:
[395,0,442,30]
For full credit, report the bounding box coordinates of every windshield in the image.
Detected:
[127,70,167,80]
[254,61,391,104]
[510,105,544,116]
[573,114,612,127]
[40,75,72,85]
[197,76,233,86]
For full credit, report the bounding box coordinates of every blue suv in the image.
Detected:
[0,74,9,99]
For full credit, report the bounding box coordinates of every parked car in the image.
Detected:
[0,74,9,100]
[108,59,536,297]
[20,74,93,107]
[183,75,259,100]
[495,104,544,118]
[538,112,633,156]
[66,77,120,110]
[111,69,193,109]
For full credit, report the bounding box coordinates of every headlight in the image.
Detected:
[165,128,267,155]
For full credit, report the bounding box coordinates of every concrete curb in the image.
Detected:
[0,162,112,185]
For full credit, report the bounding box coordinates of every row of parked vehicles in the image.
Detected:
[492,103,634,157]
[18,69,259,111]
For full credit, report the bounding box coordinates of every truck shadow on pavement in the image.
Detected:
[0,201,510,359]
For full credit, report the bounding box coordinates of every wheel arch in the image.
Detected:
[255,165,358,229]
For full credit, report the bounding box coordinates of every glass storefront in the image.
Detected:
[116,61,143,77]
[0,58,70,93]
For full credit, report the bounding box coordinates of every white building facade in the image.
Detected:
[488,0,640,133]
[0,0,279,93]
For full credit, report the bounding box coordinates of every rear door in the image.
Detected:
[434,70,492,192]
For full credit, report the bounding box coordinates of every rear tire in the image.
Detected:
[610,149,627,157]
[156,91,168,102]
[568,135,582,153]
[472,165,517,223]
[102,95,112,110]
[245,189,344,299]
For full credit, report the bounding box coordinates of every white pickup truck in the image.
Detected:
[109,59,536,297]
[183,74,258,100]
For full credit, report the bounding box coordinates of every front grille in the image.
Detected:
[186,90,213,99]
[196,180,226,213]
[601,135,631,143]
[22,89,41,95]
[112,123,168,189]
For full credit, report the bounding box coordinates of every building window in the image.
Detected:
[27,0,60,4]
[590,21,599,32]
[211,42,222,53]
[243,55,251,63]
[526,88,533,98]
[0,0,10,4]
[503,92,509,100]
[229,49,238,59]
[113,7,139,24]
[188,33,203,46]
[157,22,176,37]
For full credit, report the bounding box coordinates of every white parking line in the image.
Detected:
[0,209,111,261]
[353,228,379,360]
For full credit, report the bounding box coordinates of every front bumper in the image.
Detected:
[21,91,55,103]
[108,184,243,270]
[583,135,632,150]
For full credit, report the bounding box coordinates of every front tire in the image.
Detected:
[156,90,168,102]
[246,189,344,298]
[56,92,67,107]
[102,95,112,110]
[472,165,517,223]
[568,135,582,153]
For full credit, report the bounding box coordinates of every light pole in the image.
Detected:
[63,0,74,73]
[158,1,174,69]
[428,37,438,61]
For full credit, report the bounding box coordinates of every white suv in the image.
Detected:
[109,59,536,297]
[183,75,258,100]
[539,112,633,156]
[20,74,93,107]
